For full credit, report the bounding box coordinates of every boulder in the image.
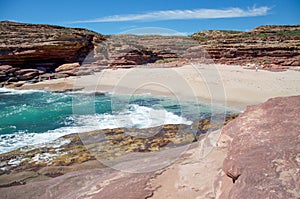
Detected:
[0,65,13,72]
[39,73,55,80]
[16,70,39,81]
[0,74,8,82]
[55,63,80,72]
[0,65,15,82]
[7,77,18,82]
[75,69,93,76]
[220,96,300,198]
[57,69,77,76]
[54,73,69,79]
[14,69,38,76]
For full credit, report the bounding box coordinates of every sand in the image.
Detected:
[149,130,232,199]
[14,64,300,197]
[21,64,300,110]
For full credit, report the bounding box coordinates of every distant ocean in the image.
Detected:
[0,88,234,154]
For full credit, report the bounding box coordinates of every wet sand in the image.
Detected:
[20,64,300,110]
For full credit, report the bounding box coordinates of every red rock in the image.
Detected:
[191,25,300,71]
[14,69,38,76]
[57,69,77,76]
[108,49,171,67]
[291,60,300,66]
[0,21,106,69]
[0,65,13,71]
[0,168,155,199]
[17,71,38,80]
[55,63,80,72]
[220,96,300,198]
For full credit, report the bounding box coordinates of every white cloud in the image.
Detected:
[72,6,270,23]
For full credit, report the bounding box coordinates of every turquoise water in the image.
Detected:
[0,88,234,153]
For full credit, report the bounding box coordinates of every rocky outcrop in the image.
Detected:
[0,114,237,191]
[0,21,106,68]
[219,96,300,198]
[0,165,156,199]
[92,34,200,68]
[191,25,300,70]
[0,22,200,86]
[0,21,106,86]
[1,96,299,198]
[1,22,299,87]
[108,49,180,67]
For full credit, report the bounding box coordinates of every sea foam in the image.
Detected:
[0,104,191,154]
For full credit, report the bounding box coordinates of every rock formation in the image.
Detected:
[92,34,200,68]
[0,96,298,197]
[0,21,106,86]
[220,96,300,198]
[1,22,299,87]
[0,21,106,68]
[134,96,300,198]
[191,25,300,70]
[0,22,201,87]
[0,114,237,197]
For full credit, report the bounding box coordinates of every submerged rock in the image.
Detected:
[0,114,238,188]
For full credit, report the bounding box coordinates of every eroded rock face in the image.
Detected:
[1,23,299,87]
[221,96,300,198]
[0,21,106,86]
[0,21,106,68]
[108,49,180,67]
[94,34,200,68]
[191,25,300,70]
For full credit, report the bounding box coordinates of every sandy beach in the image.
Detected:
[20,64,300,110]
[1,9,299,198]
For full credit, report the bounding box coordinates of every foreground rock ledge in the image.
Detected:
[0,96,299,198]
[221,95,300,198]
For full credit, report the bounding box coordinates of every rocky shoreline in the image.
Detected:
[0,115,238,187]
[0,96,299,198]
[219,96,300,198]
[1,21,300,88]
[0,21,299,198]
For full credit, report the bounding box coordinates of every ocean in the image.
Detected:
[0,88,235,154]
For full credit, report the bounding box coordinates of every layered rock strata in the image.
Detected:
[191,25,300,70]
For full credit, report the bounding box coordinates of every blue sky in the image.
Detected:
[0,0,299,35]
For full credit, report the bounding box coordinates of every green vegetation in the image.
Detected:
[257,33,268,37]
[217,30,243,34]
[261,60,270,64]
[190,29,244,42]
[255,29,300,38]
[276,30,300,37]
[155,57,181,63]
[191,26,300,42]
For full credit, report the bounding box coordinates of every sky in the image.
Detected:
[0,0,299,35]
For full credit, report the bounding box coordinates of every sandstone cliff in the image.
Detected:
[90,34,201,68]
[0,21,106,68]
[1,22,300,88]
[191,25,300,70]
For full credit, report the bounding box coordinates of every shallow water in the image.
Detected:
[0,88,235,153]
